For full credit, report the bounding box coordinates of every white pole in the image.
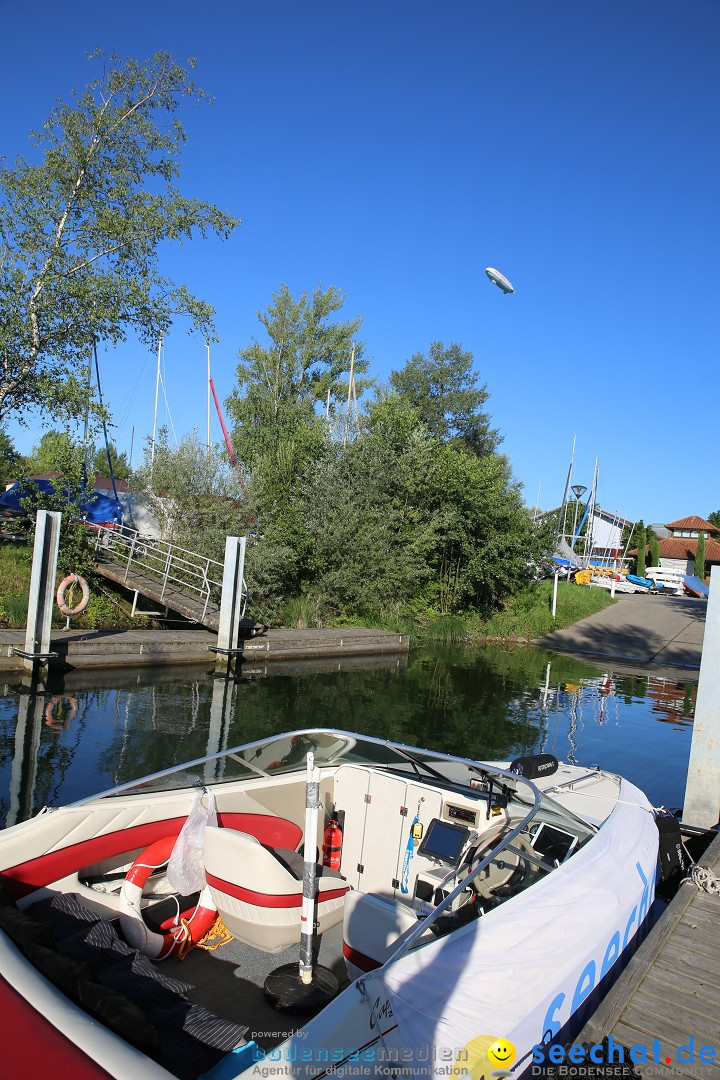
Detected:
[300,751,320,984]
[206,344,211,455]
[552,570,559,621]
[151,335,162,470]
[610,558,617,599]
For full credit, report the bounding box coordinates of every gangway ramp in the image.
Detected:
[91,524,247,632]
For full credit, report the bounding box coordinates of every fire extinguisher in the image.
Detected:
[322,818,343,871]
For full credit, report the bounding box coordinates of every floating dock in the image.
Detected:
[0,626,410,672]
[579,830,720,1075]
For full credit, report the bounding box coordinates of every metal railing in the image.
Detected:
[91,523,227,623]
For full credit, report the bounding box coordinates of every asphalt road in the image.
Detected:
[534,592,707,671]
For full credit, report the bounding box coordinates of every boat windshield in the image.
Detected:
[76,729,527,802]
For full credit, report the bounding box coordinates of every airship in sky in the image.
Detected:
[485,267,515,294]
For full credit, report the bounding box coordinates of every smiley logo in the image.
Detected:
[451,1036,516,1080]
[488,1040,516,1069]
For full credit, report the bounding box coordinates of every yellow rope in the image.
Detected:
[177,914,234,960]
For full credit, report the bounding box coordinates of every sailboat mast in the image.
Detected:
[151,335,162,471]
[583,459,599,562]
[560,434,576,544]
[206,344,211,455]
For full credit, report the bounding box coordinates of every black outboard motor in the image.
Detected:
[509,754,559,780]
[654,808,686,881]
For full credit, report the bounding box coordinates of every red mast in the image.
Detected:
[208,378,238,468]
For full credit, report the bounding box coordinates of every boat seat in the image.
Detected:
[203,827,350,954]
[342,890,420,980]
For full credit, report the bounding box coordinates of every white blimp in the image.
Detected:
[485,267,515,294]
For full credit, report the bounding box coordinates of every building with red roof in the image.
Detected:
[653,516,719,578]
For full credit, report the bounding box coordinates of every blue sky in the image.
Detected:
[3,1,718,525]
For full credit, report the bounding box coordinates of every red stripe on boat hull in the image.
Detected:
[0,973,114,1077]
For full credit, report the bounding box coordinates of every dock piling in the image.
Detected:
[214,536,247,674]
[682,564,720,828]
[19,509,61,682]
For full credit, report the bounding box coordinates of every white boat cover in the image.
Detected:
[379,780,658,1077]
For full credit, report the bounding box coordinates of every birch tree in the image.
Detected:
[0,50,239,426]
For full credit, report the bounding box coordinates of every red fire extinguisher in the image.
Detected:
[322,818,343,871]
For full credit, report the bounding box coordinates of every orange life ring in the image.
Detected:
[44,695,78,730]
[119,836,217,959]
[56,574,90,617]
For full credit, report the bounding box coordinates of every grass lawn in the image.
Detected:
[474,579,615,640]
[0,542,149,630]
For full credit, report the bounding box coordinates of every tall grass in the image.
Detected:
[478,581,614,640]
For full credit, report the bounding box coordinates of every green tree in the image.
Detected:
[0,51,239,427]
[648,532,659,570]
[0,427,21,487]
[708,510,720,529]
[695,531,706,580]
[389,341,500,456]
[24,429,84,476]
[93,443,130,481]
[16,434,95,575]
[636,526,646,576]
[301,394,549,620]
[227,283,368,481]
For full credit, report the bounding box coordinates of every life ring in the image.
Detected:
[56,574,90,617]
[119,836,217,959]
[44,695,78,730]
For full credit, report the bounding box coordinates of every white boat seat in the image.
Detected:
[203,827,349,954]
[342,890,420,980]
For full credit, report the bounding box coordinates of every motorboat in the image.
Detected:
[0,728,660,1079]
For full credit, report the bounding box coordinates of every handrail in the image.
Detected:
[90,522,239,621]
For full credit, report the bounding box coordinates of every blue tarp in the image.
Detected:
[0,479,123,524]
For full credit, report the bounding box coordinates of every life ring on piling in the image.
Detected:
[56,574,90,617]
[44,695,78,730]
[119,835,217,959]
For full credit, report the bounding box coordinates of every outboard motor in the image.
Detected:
[654,808,686,881]
[509,754,559,780]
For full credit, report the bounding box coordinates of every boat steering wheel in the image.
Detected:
[468,823,534,901]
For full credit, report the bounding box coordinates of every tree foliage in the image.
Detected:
[635,526,646,576]
[132,430,252,560]
[695,531,705,579]
[14,433,95,575]
[226,283,368,485]
[388,341,500,455]
[0,426,21,487]
[708,510,720,530]
[0,50,240,427]
[126,283,551,628]
[648,532,659,570]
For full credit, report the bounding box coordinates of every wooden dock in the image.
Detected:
[0,626,410,672]
[579,831,720,1076]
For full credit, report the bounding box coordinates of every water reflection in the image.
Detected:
[0,645,697,827]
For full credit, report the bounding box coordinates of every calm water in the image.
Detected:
[0,644,697,828]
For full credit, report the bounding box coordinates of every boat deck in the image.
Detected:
[579,831,720,1077]
[163,920,349,1051]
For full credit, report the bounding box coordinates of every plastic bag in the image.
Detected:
[167,788,218,894]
